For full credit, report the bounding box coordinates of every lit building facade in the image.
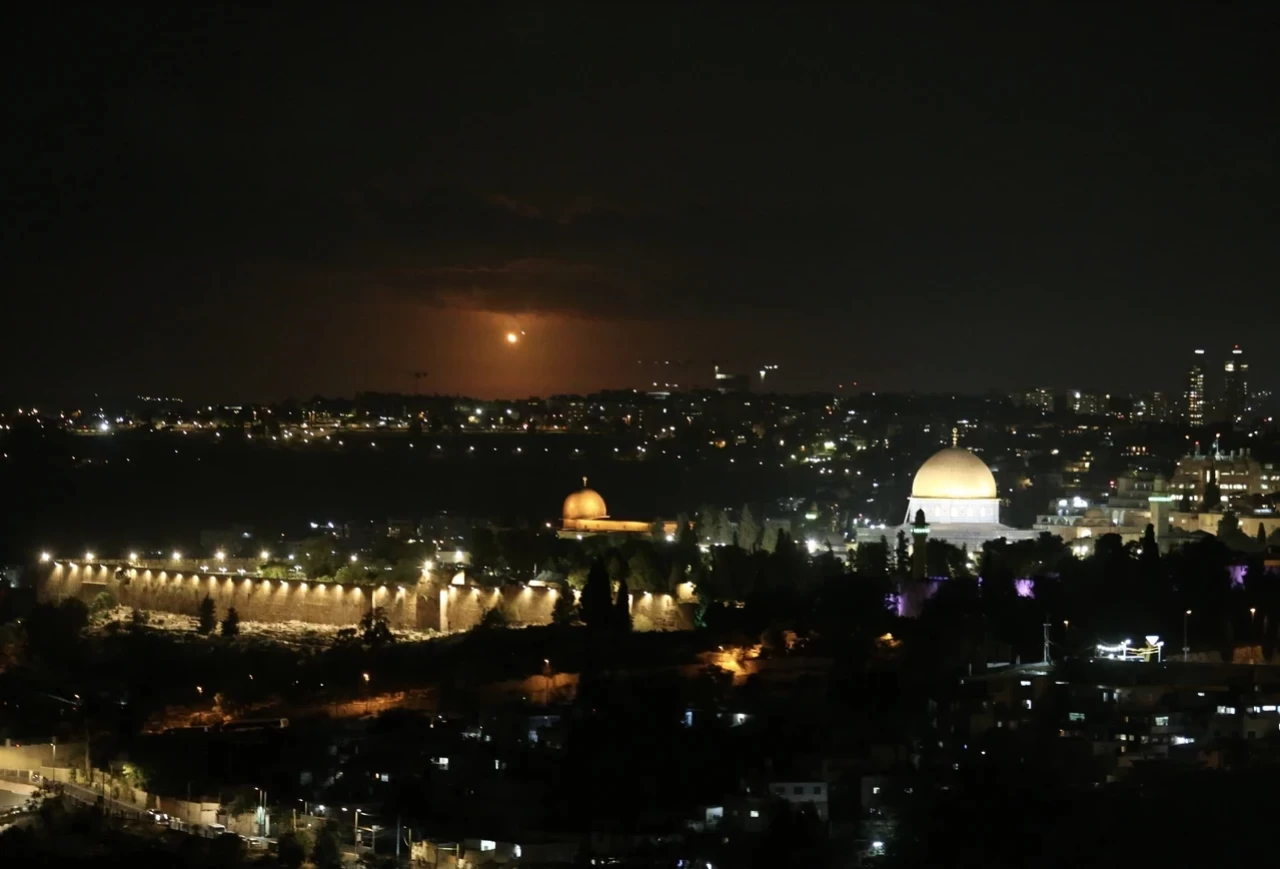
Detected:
[1221,345,1249,423]
[1168,449,1271,510]
[1185,349,1206,427]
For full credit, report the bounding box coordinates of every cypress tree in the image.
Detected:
[220,607,241,637]
[581,559,612,630]
[197,595,216,635]
[615,575,632,632]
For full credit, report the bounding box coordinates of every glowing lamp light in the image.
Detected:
[85,552,95,562]
[260,550,270,560]
[39,552,51,563]
[506,331,518,344]
[349,553,358,562]
[171,551,181,560]
[215,550,226,561]
[129,552,139,562]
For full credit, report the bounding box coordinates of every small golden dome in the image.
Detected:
[563,476,608,520]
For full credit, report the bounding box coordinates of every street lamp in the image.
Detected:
[1183,609,1192,662]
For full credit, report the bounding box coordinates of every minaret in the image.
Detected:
[911,508,929,580]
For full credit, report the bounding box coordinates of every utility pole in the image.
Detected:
[1042,622,1051,665]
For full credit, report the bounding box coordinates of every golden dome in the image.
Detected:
[563,477,608,520]
[910,448,998,500]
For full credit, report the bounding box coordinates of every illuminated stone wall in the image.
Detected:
[40,565,697,632]
[426,584,693,632]
[40,563,416,628]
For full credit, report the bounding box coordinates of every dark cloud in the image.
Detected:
[4,2,1279,399]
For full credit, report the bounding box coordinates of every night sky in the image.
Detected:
[5,4,1276,401]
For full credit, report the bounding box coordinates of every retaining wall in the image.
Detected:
[40,564,694,632]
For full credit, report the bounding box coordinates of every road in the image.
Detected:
[0,790,28,811]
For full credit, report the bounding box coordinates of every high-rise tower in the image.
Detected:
[1185,349,1206,427]
[1222,345,1249,423]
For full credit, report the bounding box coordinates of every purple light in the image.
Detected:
[885,593,906,617]
[1228,565,1246,588]
[1015,578,1035,598]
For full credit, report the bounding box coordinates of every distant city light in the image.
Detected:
[85,552,95,561]
[129,552,139,562]
[39,552,51,563]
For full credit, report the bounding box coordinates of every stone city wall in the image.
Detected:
[41,563,415,628]
[40,564,695,632]
[417,584,694,632]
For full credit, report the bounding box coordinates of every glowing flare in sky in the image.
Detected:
[506,331,519,344]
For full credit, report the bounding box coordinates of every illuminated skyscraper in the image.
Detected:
[1222,345,1249,423]
[1185,349,1206,427]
